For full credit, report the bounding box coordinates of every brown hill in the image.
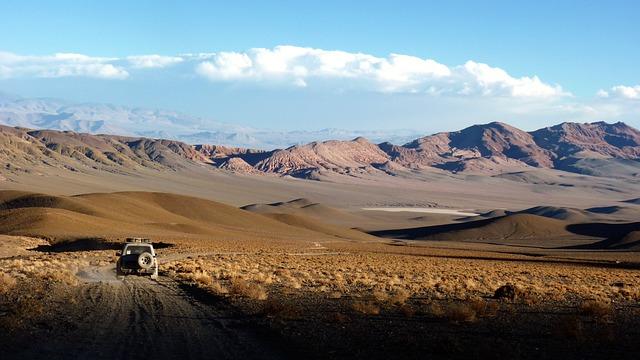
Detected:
[531,121,640,160]
[390,122,555,171]
[417,214,576,242]
[1,121,639,180]
[0,125,208,174]
[261,213,378,242]
[370,213,603,247]
[253,137,391,177]
[518,206,593,223]
[0,190,373,245]
[242,198,367,228]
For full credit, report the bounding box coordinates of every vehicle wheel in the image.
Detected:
[138,252,153,270]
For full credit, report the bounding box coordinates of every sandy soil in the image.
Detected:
[3,258,290,360]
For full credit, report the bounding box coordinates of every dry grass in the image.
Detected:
[468,298,499,318]
[230,277,268,300]
[260,299,300,319]
[446,303,477,323]
[352,301,381,315]
[389,288,411,305]
[0,272,17,294]
[579,299,612,319]
[426,302,445,317]
[164,249,640,310]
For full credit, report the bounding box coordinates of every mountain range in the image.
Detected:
[0,93,421,149]
[1,120,639,180]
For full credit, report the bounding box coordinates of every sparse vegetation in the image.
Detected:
[580,299,613,319]
[164,250,640,308]
[352,301,380,315]
[446,303,477,323]
[230,277,268,300]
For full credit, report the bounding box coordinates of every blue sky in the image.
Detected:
[0,0,638,132]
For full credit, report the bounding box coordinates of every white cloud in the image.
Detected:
[0,51,128,79]
[0,47,568,99]
[196,52,254,80]
[194,45,565,98]
[459,61,565,98]
[127,55,184,69]
[598,85,640,100]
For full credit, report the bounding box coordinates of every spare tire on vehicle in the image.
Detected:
[138,252,153,269]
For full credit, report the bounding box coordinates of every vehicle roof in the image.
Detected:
[124,242,153,247]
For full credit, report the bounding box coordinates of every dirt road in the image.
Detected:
[8,265,289,360]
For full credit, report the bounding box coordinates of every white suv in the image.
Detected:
[116,238,158,279]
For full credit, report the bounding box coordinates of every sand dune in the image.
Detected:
[518,206,592,222]
[0,191,373,245]
[371,209,640,249]
[261,213,378,241]
[242,198,368,227]
[370,213,606,248]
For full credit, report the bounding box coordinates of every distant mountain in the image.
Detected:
[0,120,639,181]
[0,94,421,149]
[217,121,640,178]
[379,122,555,173]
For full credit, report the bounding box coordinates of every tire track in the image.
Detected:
[13,272,286,360]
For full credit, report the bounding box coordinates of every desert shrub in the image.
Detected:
[209,281,228,295]
[0,278,47,331]
[230,277,268,300]
[468,298,499,317]
[493,284,519,301]
[426,302,445,318]
[446,303,477,323]
[0,273,17,295]
[399,304,415,317]
[389,288,410,305]
[192,271,213,286]
[352,301,380,315]
[372,289,389,302]
[579,299,612,319]
[261,299,299,319]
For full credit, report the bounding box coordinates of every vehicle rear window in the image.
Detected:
[125,246,150,255]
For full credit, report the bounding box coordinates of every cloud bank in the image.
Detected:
[195,46,566,98]
[0,46,636,128]
[0,46,567,99]
[598,85,640,100]
[127,55,184,69]
[0,52,129,79]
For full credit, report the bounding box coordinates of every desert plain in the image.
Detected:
[1,122,640,359]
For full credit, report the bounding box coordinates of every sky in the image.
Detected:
[0,0,639,133]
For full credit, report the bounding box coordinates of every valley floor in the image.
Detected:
[1,166,640,359]
[2,235,640,359]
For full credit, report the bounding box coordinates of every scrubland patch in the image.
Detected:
[165,251,640,310]
[580,299,613,319]
[352,301,380,315]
